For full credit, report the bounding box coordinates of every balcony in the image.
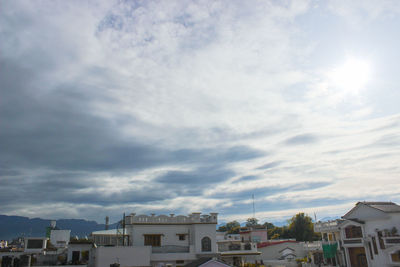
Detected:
[314,220,343,233]
[152,245,190,253]
[217,241,258,254]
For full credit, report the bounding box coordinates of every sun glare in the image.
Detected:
[328,57,372,93]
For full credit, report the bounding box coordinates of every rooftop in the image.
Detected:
[359,202,400,213]
[125,212,218,225]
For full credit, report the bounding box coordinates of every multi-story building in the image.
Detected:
[93,212,219,267]
[216,232,260,266]
[239,226,268,243]
[340,201,400,267]
[314,219,346,266]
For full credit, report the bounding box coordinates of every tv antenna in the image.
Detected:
[252,194,255,218]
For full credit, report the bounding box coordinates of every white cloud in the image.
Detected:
[1,0,400,223]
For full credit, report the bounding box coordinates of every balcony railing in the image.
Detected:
[152,245,190,253]
[384,237,400,245]
[314,220,342,232]
[218,242,256,252]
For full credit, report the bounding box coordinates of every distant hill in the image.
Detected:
[0,215,117,241]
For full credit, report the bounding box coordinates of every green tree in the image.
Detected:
[263,221,275,230]
[288,213,319,241]
[218,221,241,233]
[217,225,227,232]
[245,217,259,227]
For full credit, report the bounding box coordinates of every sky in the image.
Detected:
[1,0,400,225]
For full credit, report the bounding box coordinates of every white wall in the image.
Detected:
[50,230,71,247]
[67,244,92,262]
[94,246,151,267]
[257,242,306,261]
[129,225,191,247]
[193,224,217,254]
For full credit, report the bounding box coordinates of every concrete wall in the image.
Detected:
[193,224,217,254]
[67,243,92,263]
[257,242,306,261]
[94,246,151,267]
[50,230,71,247]
[129,224,191,247]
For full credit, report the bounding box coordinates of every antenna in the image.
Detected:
[252,194,255,218]
[105,216,109,230]
[122,213,126,246]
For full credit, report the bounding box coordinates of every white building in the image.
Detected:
[314,219,346,266]
[24,237,48,253]
[339,201,400,267]
[93,212,219,267]
[216,232,260,266]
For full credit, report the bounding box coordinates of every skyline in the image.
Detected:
[1,0,400,224]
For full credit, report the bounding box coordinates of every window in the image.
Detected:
[81,250,89,263]
[391,251,400,262]
[372,236,378,254]
[144,235,161,247]
[178,234,186,241]
[176,260,184,264]
[345,226,363,238]
[368,242,373,260]
[378,231,386,249]
[72,251,80,264]
[201,237,211,252]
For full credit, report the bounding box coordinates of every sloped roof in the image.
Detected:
[343,201,400,219]
[278,246,295,253]
[184,258,232,267]
[362,202,400,213]
[184,258,212,267]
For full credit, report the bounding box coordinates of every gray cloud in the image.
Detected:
[284,134,319,145]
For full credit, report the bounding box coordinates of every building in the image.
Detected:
[339,201,400,267]
[256,240,307,263]
[216,232,260,266]
[91,229,129,246]
[67,239,94,265]
[92,212,219,267]
[314,219,346,266]
[239,226,268,243]
[50,229,71,248]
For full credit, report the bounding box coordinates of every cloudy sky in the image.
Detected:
[1,0,400,224]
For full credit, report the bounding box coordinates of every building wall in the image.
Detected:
[193,223,217,254]
[257,242,306,261]
[50,230,71,248]
[342,207,400,267]
[128,224,191,247]
[360,213,400,267]
[67,243,92,263]
[94,246,151,267]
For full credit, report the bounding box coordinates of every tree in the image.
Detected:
[288,213,319,241]
[217,225,227,232]
[218,221,241,234]
[245,218,259,227]
[263,221,275,230]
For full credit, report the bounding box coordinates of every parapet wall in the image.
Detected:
[125,212,218,224]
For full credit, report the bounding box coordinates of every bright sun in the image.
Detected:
[328,57,372,93]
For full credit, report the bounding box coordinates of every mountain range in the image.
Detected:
[0,214,117,241]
